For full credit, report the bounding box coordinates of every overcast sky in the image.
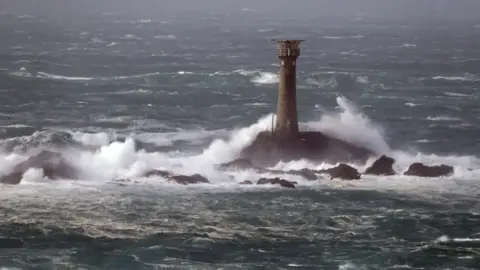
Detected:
[2,0,480,22]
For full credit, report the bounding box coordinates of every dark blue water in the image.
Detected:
[1,2,480,269]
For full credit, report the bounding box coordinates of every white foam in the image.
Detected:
[251,72,279,84]
[30,71,161,82]
[303,96,390,155]
[124,34,142,40]
[72,131,114,147]
[132,19,152,24]
[199,114,274,165]
[432,75,477,81]
[245,103,269,107]
[36,72,93,81]
[435,235,480,243]
[20,168,47,183]
[339,262,364,270]
[1,97,479,193]
[154,34,177,40]
[426,116,461,121]
[443,91,472,97]
[356,76,369,84]
[340,51,367,57]
[177,71,193,75]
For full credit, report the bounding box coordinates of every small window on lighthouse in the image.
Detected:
[281,60,285,66]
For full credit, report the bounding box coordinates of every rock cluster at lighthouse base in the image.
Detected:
[240,131,375,166]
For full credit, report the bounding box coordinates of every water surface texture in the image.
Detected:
[1,1,480,269]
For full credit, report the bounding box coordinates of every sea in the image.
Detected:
[0,1,480,269]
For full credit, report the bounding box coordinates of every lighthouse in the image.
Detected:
[240,39,373,166]
[273,39,303,138]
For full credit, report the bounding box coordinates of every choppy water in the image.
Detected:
[1,2,480,269]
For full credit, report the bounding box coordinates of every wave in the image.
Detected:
[355,76,369,84]
[251,72,279,84]
[0,97,478,194]
[435,235,480,245]
[11,71,162,82]
[426,116,462,121]
[432,75,478,82]
[123,34,142,40]
[36,72,94,81]
[154,34,177,40]
[131,19,152,24]
[10,68,371,88]
[443,92,472,97]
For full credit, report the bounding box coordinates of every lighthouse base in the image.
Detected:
[240,131,374,167]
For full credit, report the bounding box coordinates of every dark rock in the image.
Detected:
[170,174,210,185]
[256,177,296,188]
[320,164,361,180]
[241,131,375,167]
[0,150,78,185]
[404,163,454,177]
[239,180,253,185]
[218,158,318,181]
[0,172,23,185]
[217,158,257,171]
[113,178,131,186]
[143,169,171,178]
[143,170,210,185]
[364,155,396,176]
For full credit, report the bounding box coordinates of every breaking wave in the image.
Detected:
[8,68,372,89]
[251,72,279,84]
[432,75,478,82]
[0,96,479,193]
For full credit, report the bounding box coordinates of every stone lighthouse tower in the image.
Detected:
[273,39,303,137]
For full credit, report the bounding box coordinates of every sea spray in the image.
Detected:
[1,97,479,188]
[302,96,390,155]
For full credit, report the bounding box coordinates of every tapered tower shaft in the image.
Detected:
[274,40,303,137]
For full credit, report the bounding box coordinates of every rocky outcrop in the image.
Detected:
[218,158,318,181]
[170,174,209,185]
[143,169,171,178]
[241,131,375,167]
[217,158,257,171]
[142,170,210,185]
[0,150,78,185]
[256,177,296,188]
[404,163,454,177]
[319,164,361,180]
[239,180,253,185]
[364,155,396,176]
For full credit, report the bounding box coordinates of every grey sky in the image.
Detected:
[2,0,480,21]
